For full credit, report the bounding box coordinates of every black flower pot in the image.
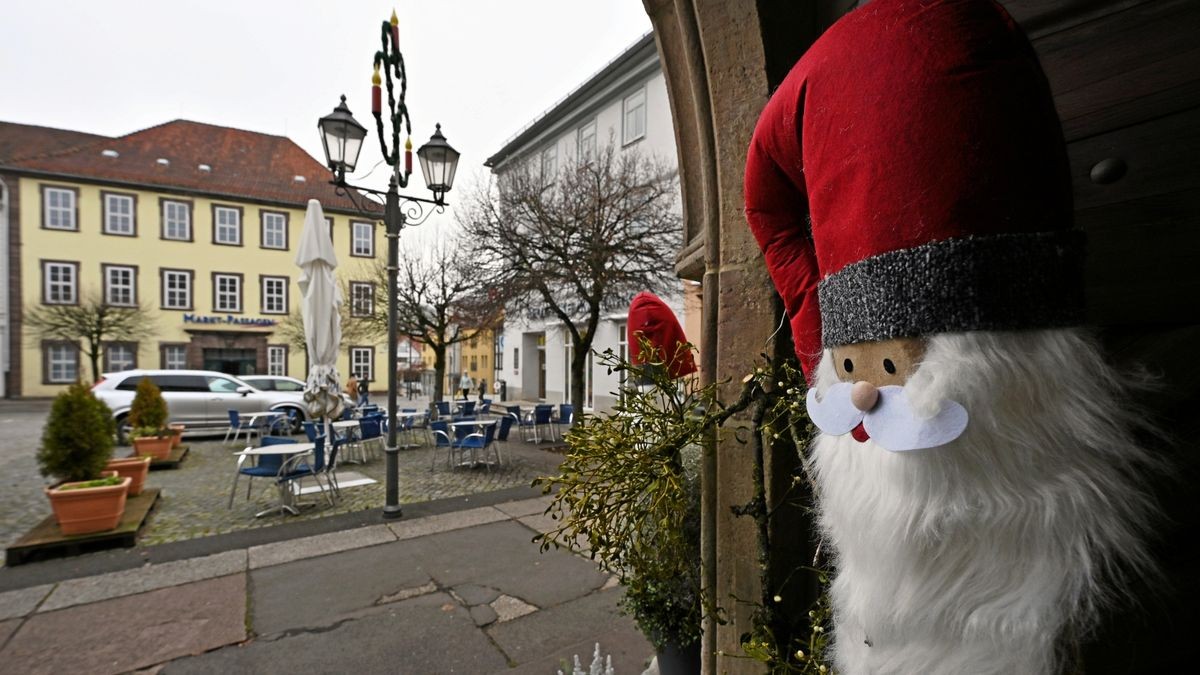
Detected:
[656,639,701,675]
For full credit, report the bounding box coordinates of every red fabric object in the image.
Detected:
[744,0,1073,380]
[627,291,697,379]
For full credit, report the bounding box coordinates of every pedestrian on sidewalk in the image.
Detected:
[458,372,473,401]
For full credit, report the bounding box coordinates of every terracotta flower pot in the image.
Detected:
[45,474,131,535]
[132,435,173,460]
[105,456,151,496]
[169,423,185,448]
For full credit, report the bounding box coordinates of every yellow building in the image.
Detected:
[1,120,389,397]
[460,327,497,395]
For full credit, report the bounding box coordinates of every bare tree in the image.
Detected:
[25,293,157,383]
[278,280,387,366]
[459,142,682,412]
[359,239,502,403]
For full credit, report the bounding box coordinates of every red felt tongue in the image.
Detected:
[851,422,870,443]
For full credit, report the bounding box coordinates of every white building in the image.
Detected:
[484,33,694,412]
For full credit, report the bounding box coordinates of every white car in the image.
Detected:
[92,369,311,443]
[238,375,356,412]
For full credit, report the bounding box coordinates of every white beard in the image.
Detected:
[811,328,1156,675]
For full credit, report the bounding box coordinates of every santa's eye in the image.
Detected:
[843,358,854,373]
[883,359,896,374]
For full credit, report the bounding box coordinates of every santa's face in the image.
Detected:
[810,329,1154,675]
[807,336,968,452]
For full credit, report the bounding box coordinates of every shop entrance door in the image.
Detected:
[202,348,256,376]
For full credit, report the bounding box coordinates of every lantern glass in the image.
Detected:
[318,96,368,176]
[417,124,460,197]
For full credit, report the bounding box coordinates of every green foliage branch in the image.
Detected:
[38,382,116,483]
[534,340,836,671]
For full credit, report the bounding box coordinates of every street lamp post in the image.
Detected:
[317,11,459,520]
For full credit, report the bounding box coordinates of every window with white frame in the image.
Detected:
[622,87,647,145]
[162,344,187,369]
[213,273,242,312]
[104,265,136,306]
[350,347,374,381]
[350,282,374,317]
[261,276,287,314]
[351,221,374,257]
[214,206,241,245]
[540,144,557,183]
[577,120,597,159]
[45,343,78,383]
[162,269,192,309]
[162,200,191,240]
[267,345,287,376]
[103,193,135,235]
[261,212,287,249]
[43,187,76,230]
[617,320,629,398]
[105,343,136,372]
[43,261,77,304]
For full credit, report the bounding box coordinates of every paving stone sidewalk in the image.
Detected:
[0,495,654,675]
[1,396,568,554]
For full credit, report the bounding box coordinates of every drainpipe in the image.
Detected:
[0,176,8,399]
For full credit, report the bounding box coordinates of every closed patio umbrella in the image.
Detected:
[295,199,344,426]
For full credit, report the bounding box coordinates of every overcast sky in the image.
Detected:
[0,0,652,244]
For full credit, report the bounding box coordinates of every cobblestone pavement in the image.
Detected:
[1,400,569,554]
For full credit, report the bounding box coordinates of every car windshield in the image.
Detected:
[207,376,246,393]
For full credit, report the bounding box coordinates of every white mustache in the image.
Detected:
[806,382,969,452]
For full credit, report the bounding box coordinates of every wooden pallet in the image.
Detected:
[148,445,189,470]
[4,489,161,566]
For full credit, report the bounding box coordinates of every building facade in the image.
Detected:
[484,33,696,412]
[0,119,389,397]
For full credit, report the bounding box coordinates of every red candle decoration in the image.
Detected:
[371,67,382,114]
[390,10,400,50]
[404,136,413,174]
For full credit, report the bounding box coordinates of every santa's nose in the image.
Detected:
[850,381,880,412]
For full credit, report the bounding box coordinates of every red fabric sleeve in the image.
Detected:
[744,79,822,381]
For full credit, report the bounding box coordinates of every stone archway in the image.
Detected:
[644,0,1200,672]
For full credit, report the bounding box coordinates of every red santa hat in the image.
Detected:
[627,291,697,379]
[744,0,1084,380]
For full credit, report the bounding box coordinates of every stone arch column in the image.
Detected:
[642,1,848,671]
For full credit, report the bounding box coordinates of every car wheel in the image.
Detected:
[115,414,131,446]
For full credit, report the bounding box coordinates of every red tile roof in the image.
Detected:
[0,121,108,163]
[1,119,380,215]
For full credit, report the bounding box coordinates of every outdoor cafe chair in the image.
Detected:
[228,436,291,509]
[435,400,451,418]
[457,422,499,470]
[459,400,477,417]
[224,410,251,446]
[555,404,574,437]
[532,404,557,442]
[359,417,384,460]
[429,420,453,471]
[277,435,337,507]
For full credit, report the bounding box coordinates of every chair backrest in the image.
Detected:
[360,418,382,440]
[483,422,498,445]
[309,435,327,472]
[302,420,315,442]
[497,414,515,441]
[258,435,296,471]
[228,409,240,425]
[401,408,417,413]
[481,398,493,405]
[533,405,553,424]
[559,404,574,425]
[478,401,492,415]
[430,420,450,447]
[462,401,476,415]
[435,401,451,416]
[341,407,355,421]
[452,423,473,443]
[506,404,522,417]
[403,415,415,430]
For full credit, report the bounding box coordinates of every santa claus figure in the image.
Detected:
[744,1,1156,673]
